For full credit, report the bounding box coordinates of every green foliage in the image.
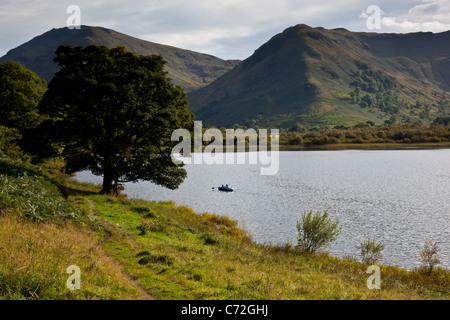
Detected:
[137,217,166,234]
[34,45,194,195]
[351,64,397,94]
[296,210,341,253]
[202,232,222,245]
[289,123,306,133]
[0,126,23,158]
[280,123,450,146]
[432,116,450,126]
[360,238,385,264]
[0,269,56,299]
[131,205,157,217]
[136,251,174,266]
[420,240,441,276]
[138,254,173,266]
[0,156,83,222]
[0,61,46,131]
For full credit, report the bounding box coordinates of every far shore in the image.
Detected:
[279,142,450,151]
[196,142,450,152]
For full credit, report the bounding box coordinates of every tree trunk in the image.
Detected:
[101,170,114,195]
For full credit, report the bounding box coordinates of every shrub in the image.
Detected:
[0,157,82,222]
[0,126,23,159]
[137,218,165,234]
[289,136,303,145]
[360,238,384,264]
[420,240,441,276]
[131,205,158,218]
[189,273,204,282]
[202,232,222,245]
[137,253,173,266]
[296,210,341,253]
[136,251,151,257]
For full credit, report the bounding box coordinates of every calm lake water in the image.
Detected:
[74,149,450,270]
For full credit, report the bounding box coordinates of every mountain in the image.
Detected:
[0,26,240,93]
[188,24,450,128]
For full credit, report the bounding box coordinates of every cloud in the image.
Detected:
[1,1,449,60]
[1,0,362,59]
[121,0,365,58]
[372,0,450,33]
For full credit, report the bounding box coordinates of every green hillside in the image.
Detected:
[1,155,448,300]
[188,24,450,128]
[0,26,240,93]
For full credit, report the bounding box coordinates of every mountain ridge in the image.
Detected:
[0,26,240,92]
[188,24,450,128]
[2,24,450,128]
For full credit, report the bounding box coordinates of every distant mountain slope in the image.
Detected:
[0,26,240,92]
[188,24,450,128]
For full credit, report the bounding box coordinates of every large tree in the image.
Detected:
[36,45,194,194]
[0,60,46,131]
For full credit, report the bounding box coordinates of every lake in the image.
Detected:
[74,149,450,270]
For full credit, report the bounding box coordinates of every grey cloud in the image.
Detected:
[1,0,449,60]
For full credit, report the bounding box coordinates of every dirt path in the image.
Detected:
[61,187,156,300]
[85,198,156,300]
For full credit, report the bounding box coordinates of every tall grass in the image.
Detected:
[0,214,142,299]
[0,156,82,222]
[0,156,145,299]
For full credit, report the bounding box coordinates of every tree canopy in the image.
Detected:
[35,45,194,194]
[0,60,46,131]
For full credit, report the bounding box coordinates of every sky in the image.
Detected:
[1,0,450,60]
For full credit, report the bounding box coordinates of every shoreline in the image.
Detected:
[197,142,450,152]
[279,142,450,151]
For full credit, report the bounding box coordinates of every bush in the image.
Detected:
[289,136,303,145]
[0,126,23,159]
[360,238,384,264]
[420,240,441,276]
[131,205,158,218]
[137,217,165,234]
[296,210,341,253]
[137,252,173,266]
[202,232,222,245]
[0,157,82,222]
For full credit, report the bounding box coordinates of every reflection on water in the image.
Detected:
[74,149,450,270]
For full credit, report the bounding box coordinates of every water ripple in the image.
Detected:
[74,149,450,270]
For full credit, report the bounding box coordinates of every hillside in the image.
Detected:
[0,26,240,92]
[0,155,448,300]
[188,24,450,128]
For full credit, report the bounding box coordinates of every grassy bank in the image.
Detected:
[0,155,448,300]
[0,156,146,299]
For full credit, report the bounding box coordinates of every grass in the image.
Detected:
[0,156,144,299]
[0,155,449,300]
[0,214,142,299]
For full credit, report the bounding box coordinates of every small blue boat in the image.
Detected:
[218,185,234,192]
